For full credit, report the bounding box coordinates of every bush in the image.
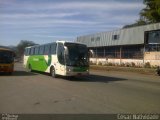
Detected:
[131,62,136,67]
[98,62,103,66]
[108,62,114,66]
[125,62,131,67]
[144,62,151,68]
[120,63,125,67]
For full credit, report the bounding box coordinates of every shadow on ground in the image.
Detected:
[29,70,127,83]
[67,74,127,83]
[9,70,127,83]
[0,71,37,76]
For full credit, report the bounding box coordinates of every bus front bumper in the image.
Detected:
[65,66,89,76]
[0,64,14,73]
[65,71,89,76]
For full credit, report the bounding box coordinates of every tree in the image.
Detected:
[123,0,160,28]
[16,40,37,58]
[123,18,147,28]
[140,0,160,23]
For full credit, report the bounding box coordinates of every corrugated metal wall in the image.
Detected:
[77,23,160,47]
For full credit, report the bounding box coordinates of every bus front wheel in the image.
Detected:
[7,72,12,75]
[50,67,57,78]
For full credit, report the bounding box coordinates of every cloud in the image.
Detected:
[0,18,99,27]
[1,1,144,11]
[50,1,144,11]
[0,0,144,46]
[7,1,144,10]
[0,12,80,19]
[0,0,15,5]
[33,34,74,38]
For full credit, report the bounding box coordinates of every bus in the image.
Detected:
[0,46,15,75]
[24,41,89,77]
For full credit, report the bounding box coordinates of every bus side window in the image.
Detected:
[51,43,57,54]
[35,47,39,55]
[48,44,52,55]
[38,46,40,55]
[39,46,44,55]
[28,48,31,55]
[31,48,34,55]
[44,45,50,55]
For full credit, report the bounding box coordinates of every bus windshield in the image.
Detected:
[0,50,14,64]
[64,43,89,67]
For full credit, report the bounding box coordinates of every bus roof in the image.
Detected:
[57,40,86,45]
[25,40,86,49]
[0,46,14,52]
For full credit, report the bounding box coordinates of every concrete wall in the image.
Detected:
[90,58,144,66]
[144,52,160,66]
[90,52,160,66]
[144,52,160,60]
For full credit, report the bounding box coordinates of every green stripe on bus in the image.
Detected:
[27,55,52,72]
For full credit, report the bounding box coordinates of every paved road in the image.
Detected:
[0,63,160,113]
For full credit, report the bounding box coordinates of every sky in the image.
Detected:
[0,0,144,46]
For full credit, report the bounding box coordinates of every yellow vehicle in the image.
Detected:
[0,46,15,75]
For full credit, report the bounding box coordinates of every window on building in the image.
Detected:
[91,38,94,42]
[146,30,160,44]
[112,34,119,40]
[96,37,100,41]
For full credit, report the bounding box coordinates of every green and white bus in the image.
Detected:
[24,41,89,77]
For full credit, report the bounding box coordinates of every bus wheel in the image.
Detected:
[50,67,57,78]
[8,72,12,75]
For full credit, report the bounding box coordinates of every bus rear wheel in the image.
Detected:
[50,67,57,78]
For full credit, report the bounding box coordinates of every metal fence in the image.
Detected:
[90,51,143,59]
[89,45,144,59]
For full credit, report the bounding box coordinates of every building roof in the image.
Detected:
[77,23,160,47]
[0,46,14,51]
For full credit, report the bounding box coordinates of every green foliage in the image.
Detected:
[131,62,136,67]
[123,19,147,28]
[16,40,37,58]
[98,62,103,66]
[106,62,114,66]
[144,62,151,68]
[140,0,160,23]
[123,0,160,28]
